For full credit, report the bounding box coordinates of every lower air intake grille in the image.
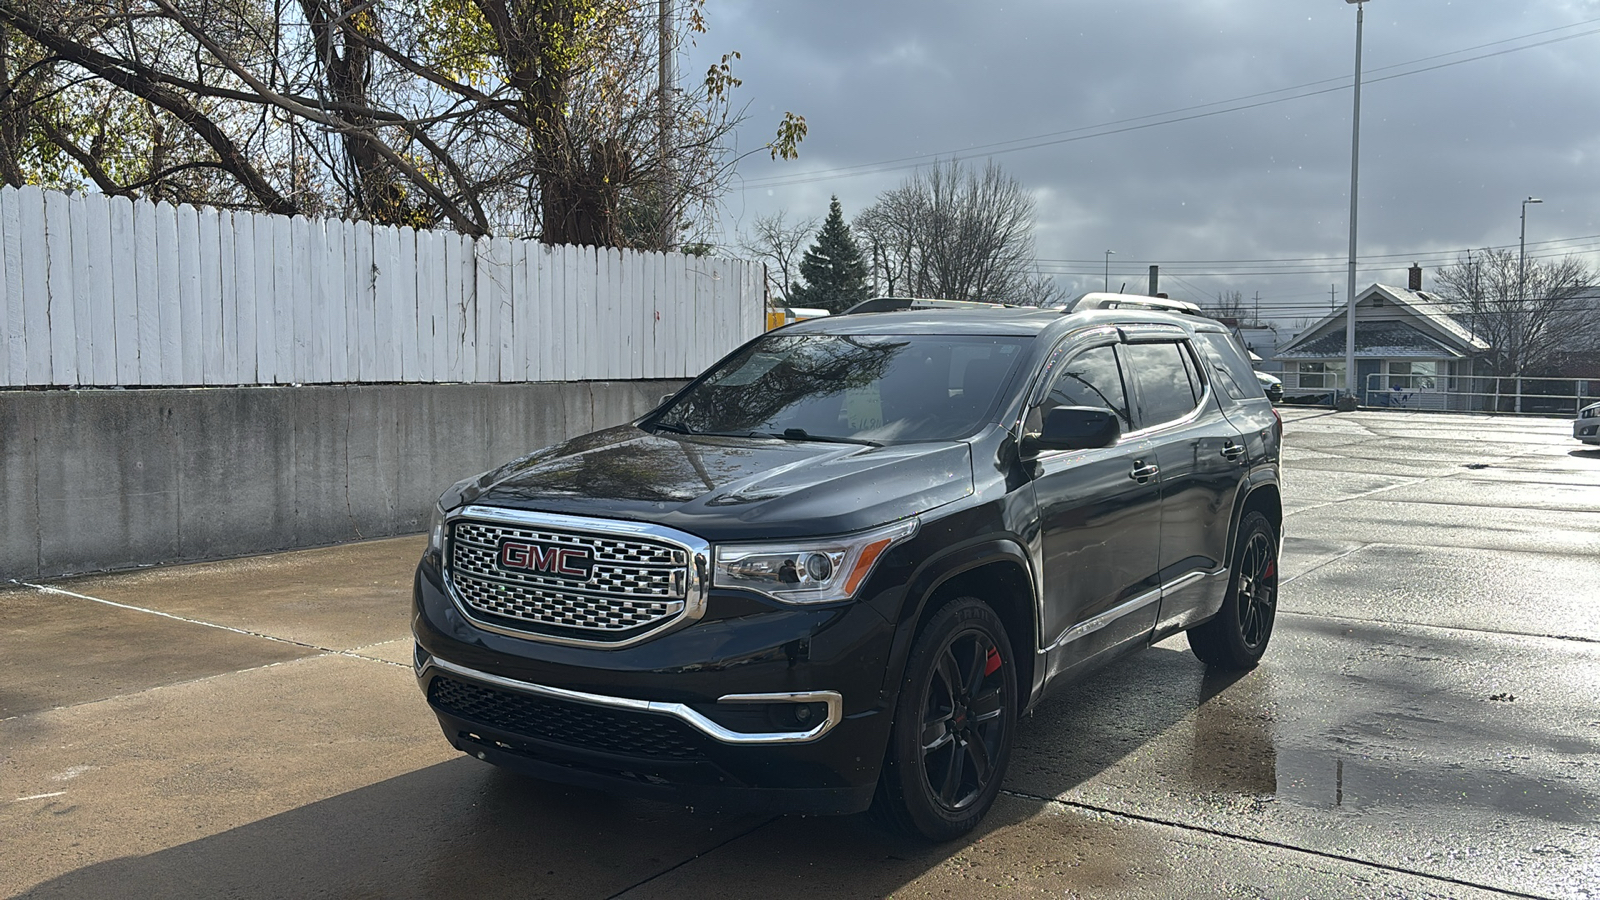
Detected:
[427,675,707,761]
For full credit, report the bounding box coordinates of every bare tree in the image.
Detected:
[1204,290,1249,321]
[854,158,1061,305]
[739,210,815,304]
[0,0,805,244]
[1433,248,1598,378]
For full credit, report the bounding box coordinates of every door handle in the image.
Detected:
[1222,442,1246,461]
[1130,462,1160,482]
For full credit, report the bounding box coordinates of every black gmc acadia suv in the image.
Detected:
[412,294,1283,841]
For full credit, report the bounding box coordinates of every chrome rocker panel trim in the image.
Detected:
[1045,568,1222,652]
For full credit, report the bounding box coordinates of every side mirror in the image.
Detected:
[1021,406,1121,456]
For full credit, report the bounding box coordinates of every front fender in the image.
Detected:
[868,534,1040,713]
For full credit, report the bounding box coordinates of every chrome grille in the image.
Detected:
[446,512,701,644]
[452,575,680,631]
[452,542,677,596]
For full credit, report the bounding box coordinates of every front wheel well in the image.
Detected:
[915,560,1036,706]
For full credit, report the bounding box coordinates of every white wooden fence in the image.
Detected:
[0,185,764,387]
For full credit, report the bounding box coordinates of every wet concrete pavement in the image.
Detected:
[3,408,1597,898]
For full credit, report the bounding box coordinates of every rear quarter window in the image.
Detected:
[1196,332,1263,402]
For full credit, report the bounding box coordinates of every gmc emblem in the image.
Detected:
[496,540,594,582]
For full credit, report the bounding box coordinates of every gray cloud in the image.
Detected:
[690,0,1600,322]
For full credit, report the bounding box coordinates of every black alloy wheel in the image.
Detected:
[1189,510,1279,670]
[874,598,1016,841]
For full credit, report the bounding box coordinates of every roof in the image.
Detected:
[784,306,1061,336]
[1276,283,1490,359]
[841,297,1016,314]
[780,304,1226,339]
[1276,320,1469,360]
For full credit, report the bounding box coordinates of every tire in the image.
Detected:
[872,597,1017,841]
[1189,510,1279,670]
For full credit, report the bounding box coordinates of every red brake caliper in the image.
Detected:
[984,647,1002,677]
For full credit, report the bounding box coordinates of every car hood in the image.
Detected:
[446,425,975,542]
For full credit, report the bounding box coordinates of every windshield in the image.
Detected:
[655,333,1029,443]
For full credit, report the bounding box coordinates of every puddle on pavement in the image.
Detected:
[1182,667,1600,824]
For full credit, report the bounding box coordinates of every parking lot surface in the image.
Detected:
[4,408,1598,899]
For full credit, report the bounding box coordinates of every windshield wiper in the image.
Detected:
[761,428,882,447]
[651,420,696,436]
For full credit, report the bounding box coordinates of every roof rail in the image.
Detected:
[839,296,1019,315]
[1065,292,1204,316]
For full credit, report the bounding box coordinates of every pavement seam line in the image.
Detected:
[12,580,413,666]
[1279,609,1600,646]
[1282,476,1430,518]
[999,789,1554,900]
[1,658,302,724]
[1361,496,1600,515]
[1279,543,1370,587]
[604,815,783,899]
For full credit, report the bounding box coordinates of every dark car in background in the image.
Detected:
[411,293,1284,840]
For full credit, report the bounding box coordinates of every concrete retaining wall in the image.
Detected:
[1,381,683,580]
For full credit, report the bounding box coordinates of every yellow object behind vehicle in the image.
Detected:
[766,307,831,330]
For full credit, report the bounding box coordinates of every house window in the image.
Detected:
[1386,361,1437,390]
[1297,361,1345,390]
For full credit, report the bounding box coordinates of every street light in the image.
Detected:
[1519,197,1542,301]
[1342,0,1369,404]
[1515,196,1542,413]
[1104,250,1115,292]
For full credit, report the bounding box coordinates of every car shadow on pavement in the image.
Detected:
[14,758,770,900]
[1006,641,1265,797]
[14,643,1234,900]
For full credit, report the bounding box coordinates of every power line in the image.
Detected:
[740,18,1600,190]
[1030,233,1600,267]
[1030,234,1600,280]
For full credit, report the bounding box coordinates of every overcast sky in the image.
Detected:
[684,0,1600,326]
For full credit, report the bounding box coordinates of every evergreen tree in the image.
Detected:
[790,197,869,313]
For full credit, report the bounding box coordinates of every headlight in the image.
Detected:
[713,519,918,604]
[425,503,447,558]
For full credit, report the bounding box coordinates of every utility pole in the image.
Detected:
[657,0,675,250]
[1342,0,1369,404]
[1515,196,1543,413]
[1253,291,1261,325]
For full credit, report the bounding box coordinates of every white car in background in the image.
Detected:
[1577,401,1600,445]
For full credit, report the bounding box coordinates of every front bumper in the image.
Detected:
[1576,418,1600,444]
[412,560,900,814]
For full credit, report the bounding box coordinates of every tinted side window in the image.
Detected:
[1195,332,1261,402]
[1178,341,1205,400]
[1123,342,1200,428]
[1044,344,1133,432]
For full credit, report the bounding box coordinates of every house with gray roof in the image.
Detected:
[1275,267,1490,409]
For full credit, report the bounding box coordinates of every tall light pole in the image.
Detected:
[1342,0,1368,404]
[1516,196,1542,413]
[1104,250,1115,292]
[1519,197,1542,301]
